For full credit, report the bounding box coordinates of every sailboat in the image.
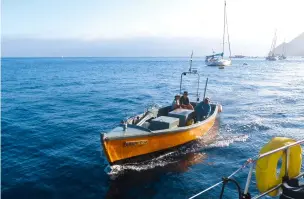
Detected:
[278,40,287,60]
[205,1,231,67]
[266,31,277,61]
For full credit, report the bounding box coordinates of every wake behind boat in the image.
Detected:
[101,63,222,165]
[205,1,232,67]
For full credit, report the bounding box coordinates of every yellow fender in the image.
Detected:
[255,137,302,196]
[186,119,194,126]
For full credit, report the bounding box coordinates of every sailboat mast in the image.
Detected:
[225,1,232,59]
[268,39,274,56]
[222,1,226,58]
[270,31,277,55]
[268,30,276,56]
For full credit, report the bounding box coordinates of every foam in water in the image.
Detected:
[203,134,249,148]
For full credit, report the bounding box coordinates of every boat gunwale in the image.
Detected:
[102,104,218,141]
[100,133,112,163]
[106,138,209,165]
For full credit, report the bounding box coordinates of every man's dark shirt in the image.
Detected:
[180,96,190,105]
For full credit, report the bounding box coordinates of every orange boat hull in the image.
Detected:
[101,110,217,165]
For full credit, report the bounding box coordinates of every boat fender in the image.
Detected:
[218,104,223,113]
[256,137,302,196]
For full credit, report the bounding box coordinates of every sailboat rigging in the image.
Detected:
[266,31,277,61]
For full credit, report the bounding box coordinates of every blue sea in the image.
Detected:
[2,57,304,199]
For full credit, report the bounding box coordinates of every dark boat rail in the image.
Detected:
[180,51,200,102]
[189,139,304,199]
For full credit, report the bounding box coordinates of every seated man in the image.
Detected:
[195,97,211,121]
[171,94,181,110]
[180,91,194,110]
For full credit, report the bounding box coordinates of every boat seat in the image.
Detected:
[141,122,150,129]
[157,106,172,117]
[168,108,195,127]
[149,116,179,131]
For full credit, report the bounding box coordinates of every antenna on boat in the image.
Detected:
[189,50,193,72]
[180,51,200,102]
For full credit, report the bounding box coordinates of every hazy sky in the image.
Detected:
[2,0,304,56]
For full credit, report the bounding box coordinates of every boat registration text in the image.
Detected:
[124,140,148,147]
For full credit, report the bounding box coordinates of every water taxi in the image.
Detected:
[101,64,222,165]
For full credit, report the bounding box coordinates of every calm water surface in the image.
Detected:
[2,57,304,199]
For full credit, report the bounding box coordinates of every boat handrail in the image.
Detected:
[189,139,304,199]
[243,139,304,198]
[256,139,304,160]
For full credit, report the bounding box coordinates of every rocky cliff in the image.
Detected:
[275,32,304,56]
